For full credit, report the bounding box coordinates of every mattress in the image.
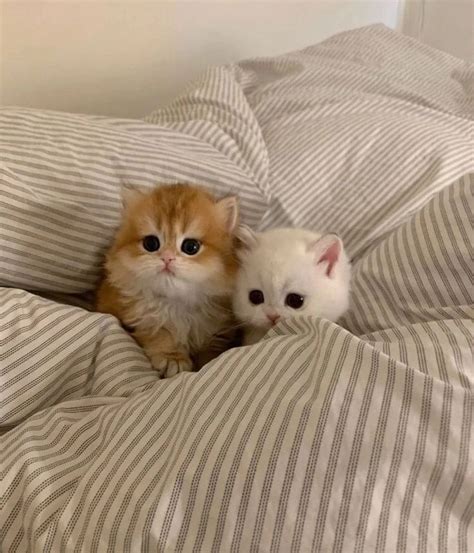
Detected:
[1,25,473,552]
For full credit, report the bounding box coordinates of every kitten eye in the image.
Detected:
[143,235,160,252]
[285,293,304,309]
[181,238,201,256]
[249,290,264,305]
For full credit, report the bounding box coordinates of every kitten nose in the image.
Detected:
[266,312,281,326]
[160,251,175,265]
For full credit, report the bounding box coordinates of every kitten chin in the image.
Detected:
[233,227,352,345]
[96,183,239,377]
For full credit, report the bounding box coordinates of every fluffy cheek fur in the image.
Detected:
[107,247,228,303]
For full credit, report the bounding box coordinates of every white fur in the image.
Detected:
[233,227,351,345]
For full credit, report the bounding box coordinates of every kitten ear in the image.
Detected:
[236,224,258,250]
[121,185,146,208]
[311,233,343,278]
[216,196,239,232]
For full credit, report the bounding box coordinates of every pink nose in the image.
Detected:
[266,313,281,326]
[161,251,175,265]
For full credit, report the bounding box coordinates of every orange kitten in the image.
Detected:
[96,184,239,377]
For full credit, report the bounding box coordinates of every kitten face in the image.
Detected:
[233,228,351,341]
[106,184,238,303]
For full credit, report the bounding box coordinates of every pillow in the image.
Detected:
[0,102,268,294]
[148,24,471,261]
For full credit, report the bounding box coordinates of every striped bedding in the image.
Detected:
[1,25,473,553]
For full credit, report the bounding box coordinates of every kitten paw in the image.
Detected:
[165,357,193,378]
[152,353,193,378]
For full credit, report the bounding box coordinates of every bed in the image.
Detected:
[1,25,473,552]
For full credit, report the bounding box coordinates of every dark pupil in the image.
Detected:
[143,235,160,252]
[249,290,264,305]
[181,238,200,255]
[286,293,304,309]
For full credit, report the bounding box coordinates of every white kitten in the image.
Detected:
[233,227,351,345]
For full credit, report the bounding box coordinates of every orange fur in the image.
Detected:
[96,184,239,377]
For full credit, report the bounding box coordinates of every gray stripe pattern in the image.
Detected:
[1,25,473,552]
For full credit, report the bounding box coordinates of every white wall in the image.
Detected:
[0,1,402,118]
[402,0,473,61]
